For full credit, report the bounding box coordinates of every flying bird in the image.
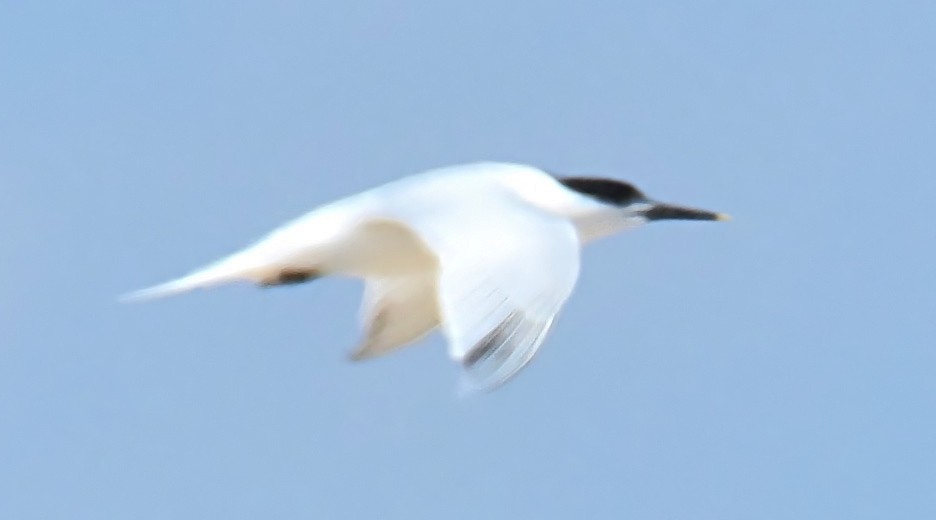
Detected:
[125,162,728,391]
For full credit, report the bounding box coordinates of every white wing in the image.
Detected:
[389,190,581,392]
[351,274,439,360]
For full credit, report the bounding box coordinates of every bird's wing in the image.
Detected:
[391,196,581,392]
[351,274,440,361]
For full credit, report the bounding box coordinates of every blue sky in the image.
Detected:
[2,1,935,518]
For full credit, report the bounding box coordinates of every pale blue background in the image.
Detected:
[2,1,934,518]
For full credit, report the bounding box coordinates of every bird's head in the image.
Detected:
[556,176,729,241]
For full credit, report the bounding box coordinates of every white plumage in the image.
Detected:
[125,162,726,391]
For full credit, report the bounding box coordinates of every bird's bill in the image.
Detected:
[643,203,730,222]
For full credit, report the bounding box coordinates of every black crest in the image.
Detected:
[557,177,645,206]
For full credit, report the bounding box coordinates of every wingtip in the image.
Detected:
[117,287,165,304]
[456,372,507,398]
[117,280,190,303]
[117,291,144,304]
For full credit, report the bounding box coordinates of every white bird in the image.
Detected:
[125,162,727,391]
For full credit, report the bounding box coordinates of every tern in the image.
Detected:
[125,162,727,391]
